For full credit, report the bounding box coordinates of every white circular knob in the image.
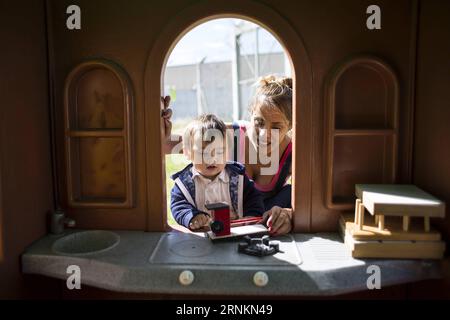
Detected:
[253,271,269,287]
[179,270,194,286]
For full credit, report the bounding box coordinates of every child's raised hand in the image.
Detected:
[189,213,211,231]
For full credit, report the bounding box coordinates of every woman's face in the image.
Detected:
[249,107,290,151]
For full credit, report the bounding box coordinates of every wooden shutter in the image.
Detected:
[325,56,399,210]
[64,60,135,208]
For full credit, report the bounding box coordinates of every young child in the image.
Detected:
[170,114,265,230]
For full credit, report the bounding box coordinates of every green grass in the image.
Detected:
[165,153,190,226]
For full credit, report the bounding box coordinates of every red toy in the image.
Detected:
[205,202,231,236]
[205,202,265,238]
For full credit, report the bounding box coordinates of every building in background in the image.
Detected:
[164,20,290,127]
[164,52,288,122]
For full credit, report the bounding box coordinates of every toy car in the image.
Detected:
[238,235,281,257]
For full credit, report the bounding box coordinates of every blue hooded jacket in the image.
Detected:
[170,161,265,228]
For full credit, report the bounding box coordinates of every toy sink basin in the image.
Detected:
[52,230,120,256]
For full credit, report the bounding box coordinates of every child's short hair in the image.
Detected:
[249,75,292,125]
[183,114,227,156]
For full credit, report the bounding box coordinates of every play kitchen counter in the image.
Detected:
[21,230,442,296]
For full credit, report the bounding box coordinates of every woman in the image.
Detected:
[162,75,293,235]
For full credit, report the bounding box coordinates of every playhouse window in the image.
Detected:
[64,61,135,209]
[163,18,292,229]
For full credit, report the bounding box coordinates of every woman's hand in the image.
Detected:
[262,206,293,235]
[161,95,172,140]
[161,95,182,154]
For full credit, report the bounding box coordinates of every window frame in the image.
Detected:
[144,1,313,232]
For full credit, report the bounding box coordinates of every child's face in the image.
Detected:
[250,106,290,149]
[190,138,227,179]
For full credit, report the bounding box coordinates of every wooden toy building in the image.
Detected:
[340,184,446,259]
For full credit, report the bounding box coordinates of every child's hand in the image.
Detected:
[189,214,211,231]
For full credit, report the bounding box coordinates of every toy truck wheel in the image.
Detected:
[270,242,279,252]
[210,220,224,234]
[238,243,248,252]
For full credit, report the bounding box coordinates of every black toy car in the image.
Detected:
[238,235,281,257]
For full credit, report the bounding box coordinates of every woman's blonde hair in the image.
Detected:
[249,75,292,126]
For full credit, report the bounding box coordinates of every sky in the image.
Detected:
[166,18,285,67]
